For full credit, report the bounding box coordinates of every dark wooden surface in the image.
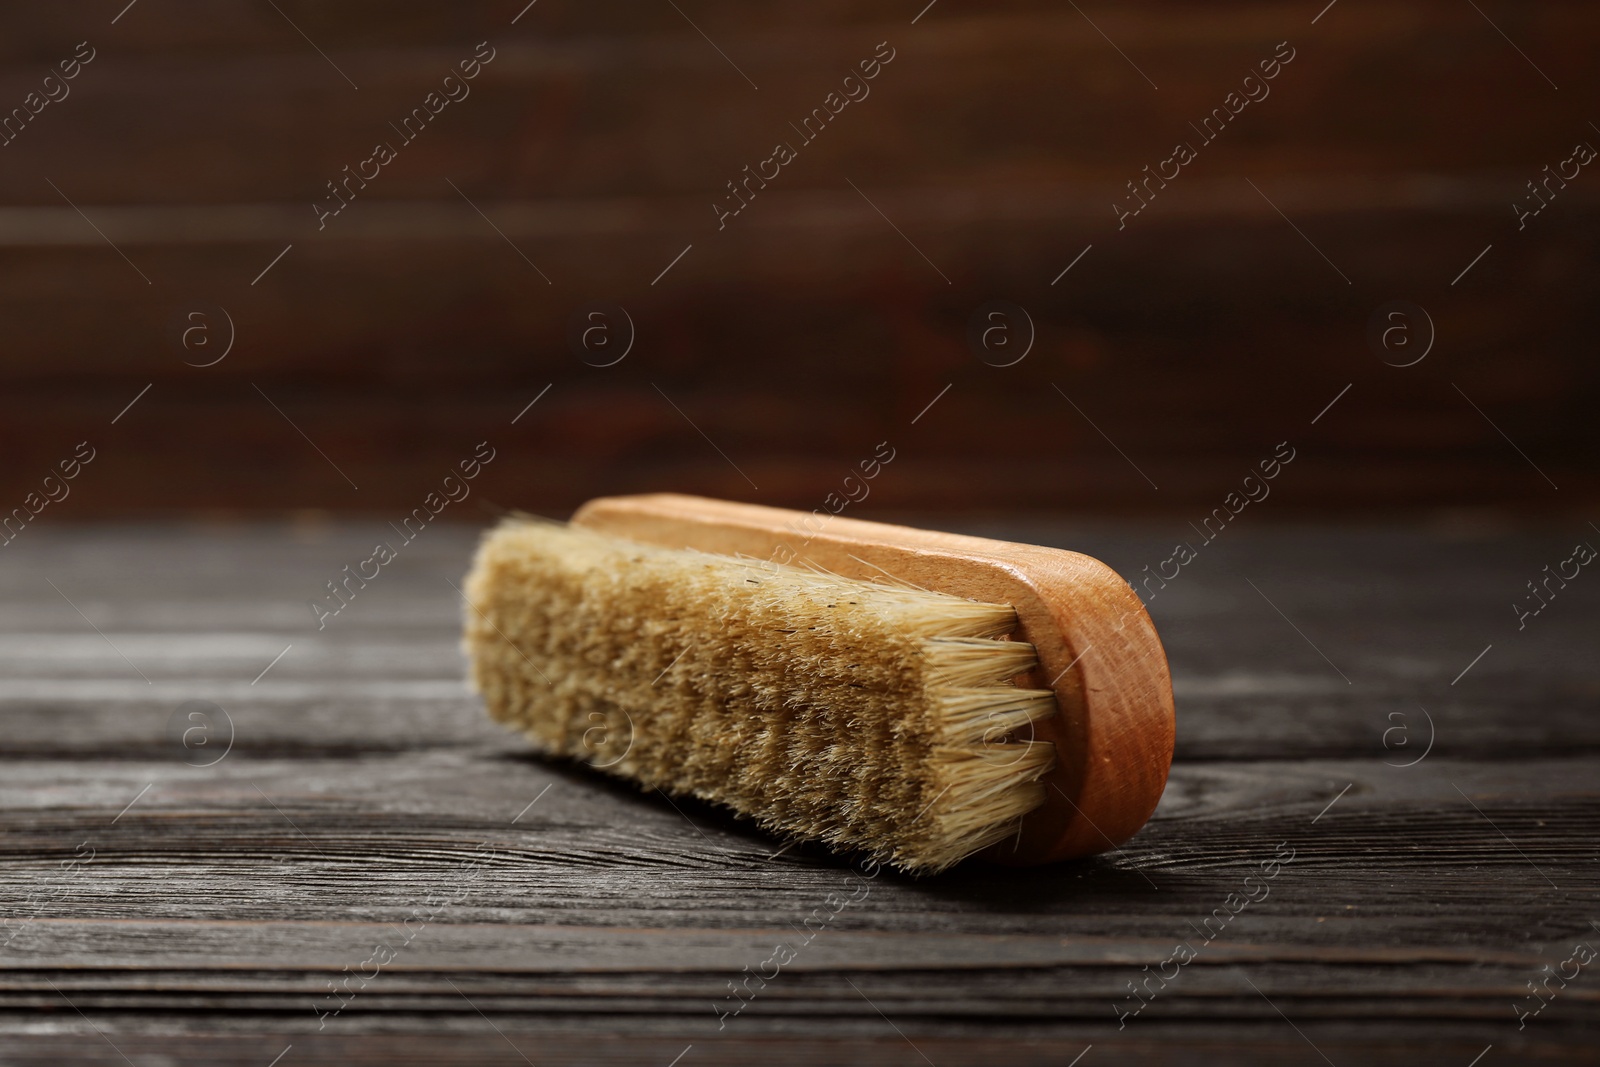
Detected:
[2,1,1597,514]
[1,519,1596,1064]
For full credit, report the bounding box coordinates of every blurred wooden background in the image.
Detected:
[1,0,1595,516]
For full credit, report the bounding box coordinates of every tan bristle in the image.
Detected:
[462,518,1058,873]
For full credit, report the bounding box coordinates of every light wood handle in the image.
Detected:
[572,493,1175,865]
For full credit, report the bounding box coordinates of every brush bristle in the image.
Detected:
[462,519,1057,873]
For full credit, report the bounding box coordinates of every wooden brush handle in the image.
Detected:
[572,493,1175,866]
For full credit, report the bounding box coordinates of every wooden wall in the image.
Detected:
[1,1,1596,516]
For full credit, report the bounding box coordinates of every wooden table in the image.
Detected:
[2,520,1595,1065]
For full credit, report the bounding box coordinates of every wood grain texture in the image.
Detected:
[572,493,1175,863]
[0,521,1596,1064]
[1,1,1596,515]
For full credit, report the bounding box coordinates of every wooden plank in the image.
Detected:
[0,524,1593,761]
[0,1031,1584,1067]
[0,752,1592,933]
[0,5,1596,203]
[0,375,1594,515]
[0,751,1594,1043]
[0,205,1592,513]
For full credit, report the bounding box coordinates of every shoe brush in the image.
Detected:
[462,493,1173,874]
